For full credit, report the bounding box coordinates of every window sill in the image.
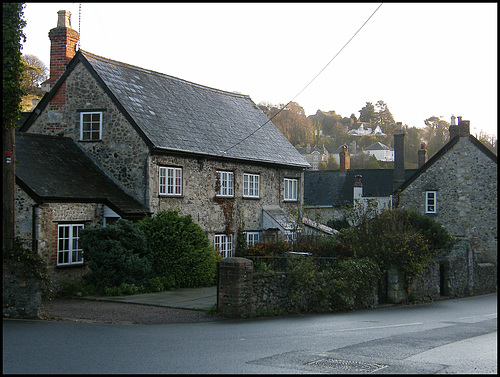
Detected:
[158,195,184,198]
[56,263,85,269]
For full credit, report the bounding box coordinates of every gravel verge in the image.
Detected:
[39,298,223,325]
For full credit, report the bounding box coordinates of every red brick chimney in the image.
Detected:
[418,141,428,168]
[339,144,350,173]
[48,10,79,89]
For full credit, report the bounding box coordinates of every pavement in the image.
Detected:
[83,286,217,311]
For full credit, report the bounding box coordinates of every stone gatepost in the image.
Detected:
[217,257,254,318]
[387,266,407,304]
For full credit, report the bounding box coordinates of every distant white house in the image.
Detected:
[364,142,394,161]
[348,122,386,137]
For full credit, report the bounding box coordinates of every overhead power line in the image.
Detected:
[221,3,383,155]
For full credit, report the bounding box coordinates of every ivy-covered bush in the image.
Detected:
[337,208,453,285]
[237,240,291,257]
[285,256,380,313]
[79,219,154,289]
[138,210,217,288]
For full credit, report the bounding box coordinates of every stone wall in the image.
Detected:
[398,136,497,265]
[3,261,41,319]
[150,153,304,244]
[14,187,103,291]
[217,257,378,318]
[26,62,150,205]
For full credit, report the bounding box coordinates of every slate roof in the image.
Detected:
[38,50,309,168]
[15,133,150,219]
[304,169,417,207]
[364,142,393,151]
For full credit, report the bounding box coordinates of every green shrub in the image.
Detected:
[242,240,291,257]
[3,237,51,298]
[138,210,217,288]
[57,280,97,298]
[148,275,176,292]
[79,219,154,289]
[285,256,380,313]
[337,208,452,286]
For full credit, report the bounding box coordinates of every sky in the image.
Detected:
[21,3,497,138]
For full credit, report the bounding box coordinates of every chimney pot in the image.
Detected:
[354,175,362,187]
[57,10,72,28]
[451,115,457,126]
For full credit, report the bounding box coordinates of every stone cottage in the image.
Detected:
[394,116,497,295]
[15,10,310,288]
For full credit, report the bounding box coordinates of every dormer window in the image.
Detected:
[80,111,102,141]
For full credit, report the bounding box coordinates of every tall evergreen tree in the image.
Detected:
[3,3,26,250]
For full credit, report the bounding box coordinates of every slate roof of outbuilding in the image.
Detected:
[15,133,150,219]
[73,51,309,168]
[364,142,393,151]
[304,169,417,207]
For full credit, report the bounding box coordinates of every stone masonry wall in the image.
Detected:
[14,192,104,291]
[150,153,304,245]
[26,61,150,205]
[3,261,42,319]
[398,136,497,265]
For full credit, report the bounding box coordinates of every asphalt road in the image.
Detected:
[3,293,497,374]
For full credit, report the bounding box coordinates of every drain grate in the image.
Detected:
[306,358,388,373]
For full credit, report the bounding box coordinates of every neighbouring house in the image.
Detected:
[303,133,417,225]
[364,141,394,161]
[394,116,497,294]
[15,10,310,289]
[296,145,329,170]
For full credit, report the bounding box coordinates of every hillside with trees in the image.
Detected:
[260,100,497,169]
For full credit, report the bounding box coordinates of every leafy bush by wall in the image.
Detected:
[285,255,380,313]
[79,219,154,289]
[138,210,217,288]
[337,208,452,286]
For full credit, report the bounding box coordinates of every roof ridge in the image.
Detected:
[79,49,251,99]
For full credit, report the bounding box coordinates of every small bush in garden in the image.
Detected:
[242,240,291,257]
[148,275,176,292]
[138,210,217,288]
[79,219,154,289]
[56,280,97,298]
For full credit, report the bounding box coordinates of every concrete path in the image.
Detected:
[85,286,217,311]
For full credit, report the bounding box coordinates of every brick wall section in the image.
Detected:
[217,258,254,317]
[398,136,497,265]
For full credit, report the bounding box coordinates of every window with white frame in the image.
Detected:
[243,173,260,198]
[216,171,234,197]
[214,234,233,258]
[245,232,260,246]
[57,224,84,266]
[80,112,102,141]
[425,191,437,214]
[159,166,182,196]
[284,178,298,201]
